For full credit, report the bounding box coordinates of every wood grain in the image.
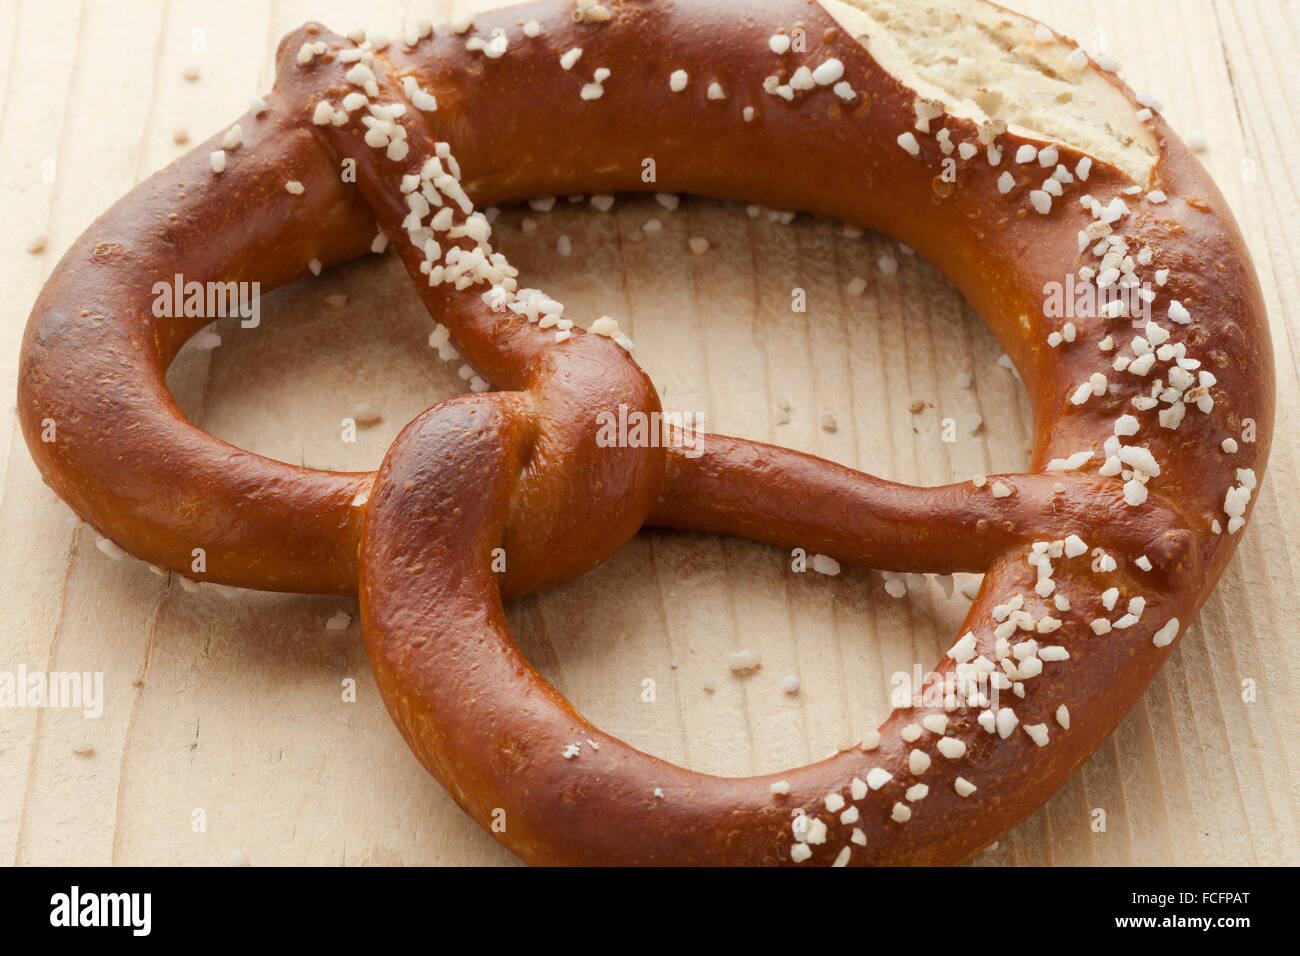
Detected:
[1,0,1295,866]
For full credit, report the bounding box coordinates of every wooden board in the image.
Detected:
[1,0,1296,866]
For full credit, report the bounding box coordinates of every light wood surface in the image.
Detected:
[1,0,1296,866]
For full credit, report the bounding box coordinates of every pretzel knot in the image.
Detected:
[17,0,1272,866]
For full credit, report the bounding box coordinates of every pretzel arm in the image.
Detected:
[297,57,557,393]
[650,435,1199,583]
[19,113,377,594]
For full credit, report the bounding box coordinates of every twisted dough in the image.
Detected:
[18,0,1272,864]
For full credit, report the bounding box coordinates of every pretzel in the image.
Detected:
[17,0,1272,866]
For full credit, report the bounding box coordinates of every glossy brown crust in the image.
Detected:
[18,0,1273,865]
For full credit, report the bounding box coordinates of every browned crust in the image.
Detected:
[17,0,1273,865]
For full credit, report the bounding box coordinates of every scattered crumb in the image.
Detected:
[728,650,761,672]
[352,402,381,426]
[811,554,841,576]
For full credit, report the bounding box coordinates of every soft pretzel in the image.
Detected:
[18,0,1272,866]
